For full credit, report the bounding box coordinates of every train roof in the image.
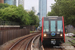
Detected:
[44,16,62,20]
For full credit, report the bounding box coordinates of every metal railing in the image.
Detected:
[0,21,19,25]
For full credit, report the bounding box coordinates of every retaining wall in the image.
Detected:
[0,28,30,45]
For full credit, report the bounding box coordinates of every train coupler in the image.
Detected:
[51,39,56,45]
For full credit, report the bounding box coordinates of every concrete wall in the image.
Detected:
[0,28,30,45]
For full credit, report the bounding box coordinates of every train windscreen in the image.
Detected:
[57,21,63,32]
[44,21,49,32]
[51,21,56,32]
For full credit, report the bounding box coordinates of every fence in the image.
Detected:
[0,25,20,30]
[0,28,30,45]
[0,21,19,25]
[21,25,36,31]
[65,25,75,33]
[0,27,20,30]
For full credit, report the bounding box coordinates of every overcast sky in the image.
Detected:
[24,0,55,13]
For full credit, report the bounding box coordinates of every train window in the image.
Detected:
[51,21,56,32]
[44,21,49,32]
[57,21,63,32]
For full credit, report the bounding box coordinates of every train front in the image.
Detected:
[41,16,65,45]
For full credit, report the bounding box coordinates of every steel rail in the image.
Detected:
[25,37,33,50]
[68,36,75,40]
[68,40,75,47]
[31,34,41,50]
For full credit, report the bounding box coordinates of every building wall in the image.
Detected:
[4,0,16,5]
[18,0,24,7]
[39,0,47,27]
[0,0,4,3]
[32,7,35,12]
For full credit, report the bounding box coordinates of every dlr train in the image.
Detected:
[40,16,65,45]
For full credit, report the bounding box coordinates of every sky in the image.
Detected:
[24,0,55,13]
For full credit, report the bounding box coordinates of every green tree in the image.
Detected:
[28,11,39,27]
[48,0,75,27]
[0,3,9,9]
[0,5,30,25]
[0,3,39,26]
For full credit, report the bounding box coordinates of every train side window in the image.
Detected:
[57,21,63,32]
[44,21,49,32]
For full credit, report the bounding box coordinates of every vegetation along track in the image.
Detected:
[68,37,75,47]
[9,32,40,50]
[68,36,75,40]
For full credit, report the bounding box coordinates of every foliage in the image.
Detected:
[0,4,39,26]
[0,3,9,9]
[48,0,75,27]
[28,11,39,27]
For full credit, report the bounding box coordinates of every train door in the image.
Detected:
[50,20,56,44]
[50,20,56,36]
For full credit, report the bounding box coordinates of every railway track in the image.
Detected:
[9,33,40,50]
[31,34,41,50]
[40,43,65,50]
[68,36,75,40]
[68,40,75,47]
[68,36,75,47]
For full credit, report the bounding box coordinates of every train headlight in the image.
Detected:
[44,34,47,37]
[60,34,63,36]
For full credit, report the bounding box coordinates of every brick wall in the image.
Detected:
[0,0,4,3]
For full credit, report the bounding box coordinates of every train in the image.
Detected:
[40,16,65,45]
